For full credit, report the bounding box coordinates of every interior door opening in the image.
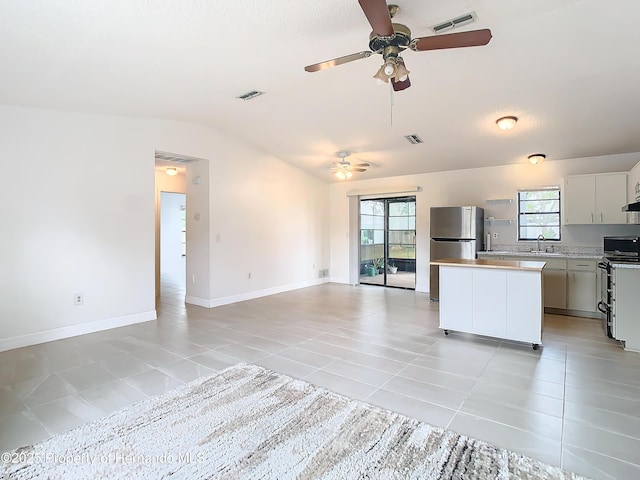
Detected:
[160,192,186,296]
[359,196,416,289]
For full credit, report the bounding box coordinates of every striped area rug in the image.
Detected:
[2,363,585,479]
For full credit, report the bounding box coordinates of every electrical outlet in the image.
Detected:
[248,272,252,279]
[492,232,499,239]
[74,293,83,305]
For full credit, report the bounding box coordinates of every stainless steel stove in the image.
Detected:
[598,236,640,350]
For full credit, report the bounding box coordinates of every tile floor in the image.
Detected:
[2,279,640,479]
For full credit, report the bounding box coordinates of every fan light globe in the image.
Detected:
[346,171,353,178]
[335,171,346,180]
[395,61,410,82]
[383,63,395,76]
[373,66,390,83]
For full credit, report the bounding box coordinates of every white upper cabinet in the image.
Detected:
[597,174,628,224]
[564,175,595,224]
[564,173,627,225]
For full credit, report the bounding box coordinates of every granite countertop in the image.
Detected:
[431,258,546,272]
[478,251,602,260]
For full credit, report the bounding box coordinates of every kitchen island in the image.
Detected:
[431,258,546,349]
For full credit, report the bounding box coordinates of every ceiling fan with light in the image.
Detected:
[331,152,370,180]
[304,0,492,91]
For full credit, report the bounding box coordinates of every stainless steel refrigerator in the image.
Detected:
[429,206,484,301]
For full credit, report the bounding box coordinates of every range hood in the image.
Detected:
[622,201,640,212]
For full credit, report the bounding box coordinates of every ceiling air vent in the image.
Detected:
[237,90,265,101]
[404,134,424,145]
[154,151,199,164]
[432,12,477,34]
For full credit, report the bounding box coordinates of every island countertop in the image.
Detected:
[430,257,546,272]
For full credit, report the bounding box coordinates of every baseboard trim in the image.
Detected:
[544,307,600,319]
[0,310,157,353]
[186,278,330,308]
[184,296,210,308]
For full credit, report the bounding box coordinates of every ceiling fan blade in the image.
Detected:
[351,168,367,172]
[358,0,394,37]
[391,76,411,91]
[353,163,371,167]
[411,28,492,51]
[305,51,372,72]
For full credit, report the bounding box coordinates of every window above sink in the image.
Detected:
[518,187,561,241]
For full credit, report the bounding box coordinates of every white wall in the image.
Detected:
[204,143,330,306]
[329,153,640,293]
[0,105,329,350]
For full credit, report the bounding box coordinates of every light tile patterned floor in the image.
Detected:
[2,280,640,479]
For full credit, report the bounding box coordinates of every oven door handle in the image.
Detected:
[597,301,610,315]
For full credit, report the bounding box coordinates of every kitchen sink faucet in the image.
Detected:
[536,234,545,252]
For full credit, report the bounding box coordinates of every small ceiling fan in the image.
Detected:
[304,0,492,91]
[331,152,370,180]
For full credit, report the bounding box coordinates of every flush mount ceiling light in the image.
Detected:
[528,154,546,165]
[166,167,178,176]
[496,116,518,130]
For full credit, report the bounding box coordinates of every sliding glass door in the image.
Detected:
[359,197,416,289]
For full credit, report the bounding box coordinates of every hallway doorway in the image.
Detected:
[160,192,186,297]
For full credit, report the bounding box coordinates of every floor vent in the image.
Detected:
[432,12,477,34]
[237,90,265,101]
[404,134,424,145]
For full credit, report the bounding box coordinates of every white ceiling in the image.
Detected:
[3,0,640,182]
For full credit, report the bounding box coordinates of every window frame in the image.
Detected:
[517,187,561,242]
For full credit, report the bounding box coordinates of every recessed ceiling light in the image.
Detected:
[528,154,546,165]
[496,116,518,130]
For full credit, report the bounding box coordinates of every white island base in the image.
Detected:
[432,258,545,350]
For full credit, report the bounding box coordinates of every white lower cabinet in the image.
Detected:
[506,270,544,342]
[472,269,507,337]
[498,255,598,316]
[544,268,567,309]
[439,265,542,346]
[541,258,567,309]
[567,260,597,313]
[504,256,566,309]
[439,266,473,332]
